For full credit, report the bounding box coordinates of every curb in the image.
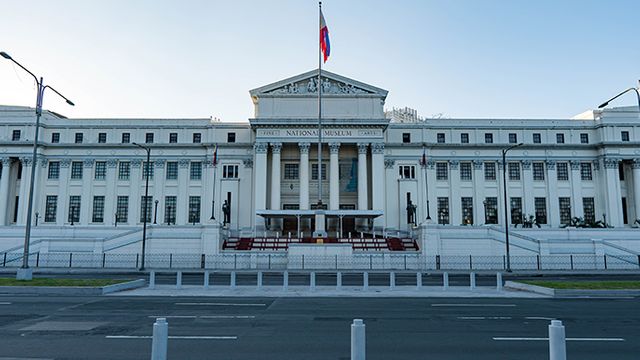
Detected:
[0,279,146,295]
[504,281,640,297]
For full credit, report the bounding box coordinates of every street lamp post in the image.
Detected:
[598,81,640,110]
[153,200,159,224]
[133,142,151,271]
[502,143,523,272]
[1,51,74,280]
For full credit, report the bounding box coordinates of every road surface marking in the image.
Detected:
[458,316,512,320]
[106,335,237,340]
[147,315,255,319]
[493,337,624,342]
[175,302,266,307]
[0,302,11,305]
[432,304,516,307]
[525,317,555,320]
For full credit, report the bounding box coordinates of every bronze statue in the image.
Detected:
[406,199,417,225]
[222,200,230,225]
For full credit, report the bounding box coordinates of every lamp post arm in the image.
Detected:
[4,56,39,85]
[43,85,75,106]
[598,87,640,109]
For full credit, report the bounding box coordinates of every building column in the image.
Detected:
[176,159,189,225]
[603,157,623,227]
[270,143,282,210]
[80,159,94,224]
[299,143,310,210]
[521,160,535,219]
[449,160,461,225]
[17,157,32,225]
[0,158,12,225]
[569,161,583,219]
[154,159,166,224]
[371,143,385,229]
[545,161,559,227]
[472,160,484,224]
[104,160,118,225]
[57,159,71,225]
[497,161,506,227]
[633,159,640,223]
[254,143,268,230]
[357,143,369,210]
[34,158,47,224]
[329,142,340,210]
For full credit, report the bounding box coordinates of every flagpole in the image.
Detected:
[210,146,217,220]
[317,1,323,208]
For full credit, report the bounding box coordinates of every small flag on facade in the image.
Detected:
[320,9,330,63]
[421,149,427,166]
[212,145,218,167]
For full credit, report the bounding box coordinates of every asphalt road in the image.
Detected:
[0,295,637,360]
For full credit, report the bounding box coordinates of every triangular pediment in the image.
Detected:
[250,70,388,99]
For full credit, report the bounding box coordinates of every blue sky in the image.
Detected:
[1,0,638,121]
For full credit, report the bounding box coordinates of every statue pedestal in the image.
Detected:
[312,211,327,238]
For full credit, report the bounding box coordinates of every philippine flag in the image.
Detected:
[212,145,218,167]
[320,9,330,62]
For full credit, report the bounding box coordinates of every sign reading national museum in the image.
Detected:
[257,128,383,140]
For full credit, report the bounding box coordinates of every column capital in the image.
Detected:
[106,159,118,168]
[570,160,580,170]
[472,160,483,170]
[39,158,49,168]
[545,160,556,170]
[298,142,311,154]
[60,159,71,168]
[426,160,436,169]
[633,159,640,169]
[155,159,166,168]
[243,157,253,168]
[20,157,33,167]
[83,158,95,168]
[271,142,282,154]
[384,159,395,169]
[357,143,369,154]
[371,143,385,154]
[449,160,459,169]
[0,157,10,166]
[254,142,268,154]
[329,142,340,154]
[603,157,619,169]
[592,160,600,171]
[521,160,531,170]
[178,159,190,168]
[131,159,143,168]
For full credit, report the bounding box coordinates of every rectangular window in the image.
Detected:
[12,130,21,141]
[145,133,154,143]
[436,162,448,181]
[68,195,81,223]
[188,196,201,224]
[580,133,589,144]
[51,132,60,143]
[140,196,153,223]
[121,133,130,144]
[190,161,202,180]
[92,195,105,223]
[311,163,327,180]
[169,133,178,143]
[484,197,498,224]
[437,197,450,225]
[559,197,571,225]
[436,133,445,143]
[580,162,592,181]
[48,161,60,180]
[118,162,130,180]
[223,164,239,179]
[460,133,469,143]
[227,132,236,143]
[556,133,565,144]
[142,161,154,179]
[164,196,177,224]
[461,197,473,225]
[508,133,517,144]
[533,162,545,181]
[98,133,107,143]
[284,163,299,180]
[193,133,201,143]
[166,161,178,180]
[533,133,541,143]
[556,162,569,181]
[403,133,411,143]
[71,161,83,180]
[508,162,520,181]
[44,195,57,223]
[484,133,493,144]
[75,133,83,144]
[116,196,129,223]
[535,197,547,224]
[619,162,625,181]
[94,161,106,180]
[621,131,630,142]
[460,162,472,181]
[510,197,522,224]
[583,197,595,223]
[399,165,416,179]
[484,162,496,181]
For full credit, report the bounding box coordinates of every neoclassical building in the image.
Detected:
[0,70,639,256]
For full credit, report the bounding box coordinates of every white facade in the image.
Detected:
[1,70,640,256]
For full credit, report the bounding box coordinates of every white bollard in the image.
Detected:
[204,270,210,289]
[283,271,289,291]
[310,272,316,291]
[443,272,449,290]
[257,271,263,289]
[348,232,352,239]
[496,272,503,291]
[470,272,476,290]
[416,272,422,290]
[351,319,366,360]
[360,232,363,239]
[549,320,567,360]
[230,271,237,289]
[337,272,342,290]
[363,272,369,291]
[176,271,182,290]
[390,272,396,290]
[149,271,156,289]
[151,318,168,360]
